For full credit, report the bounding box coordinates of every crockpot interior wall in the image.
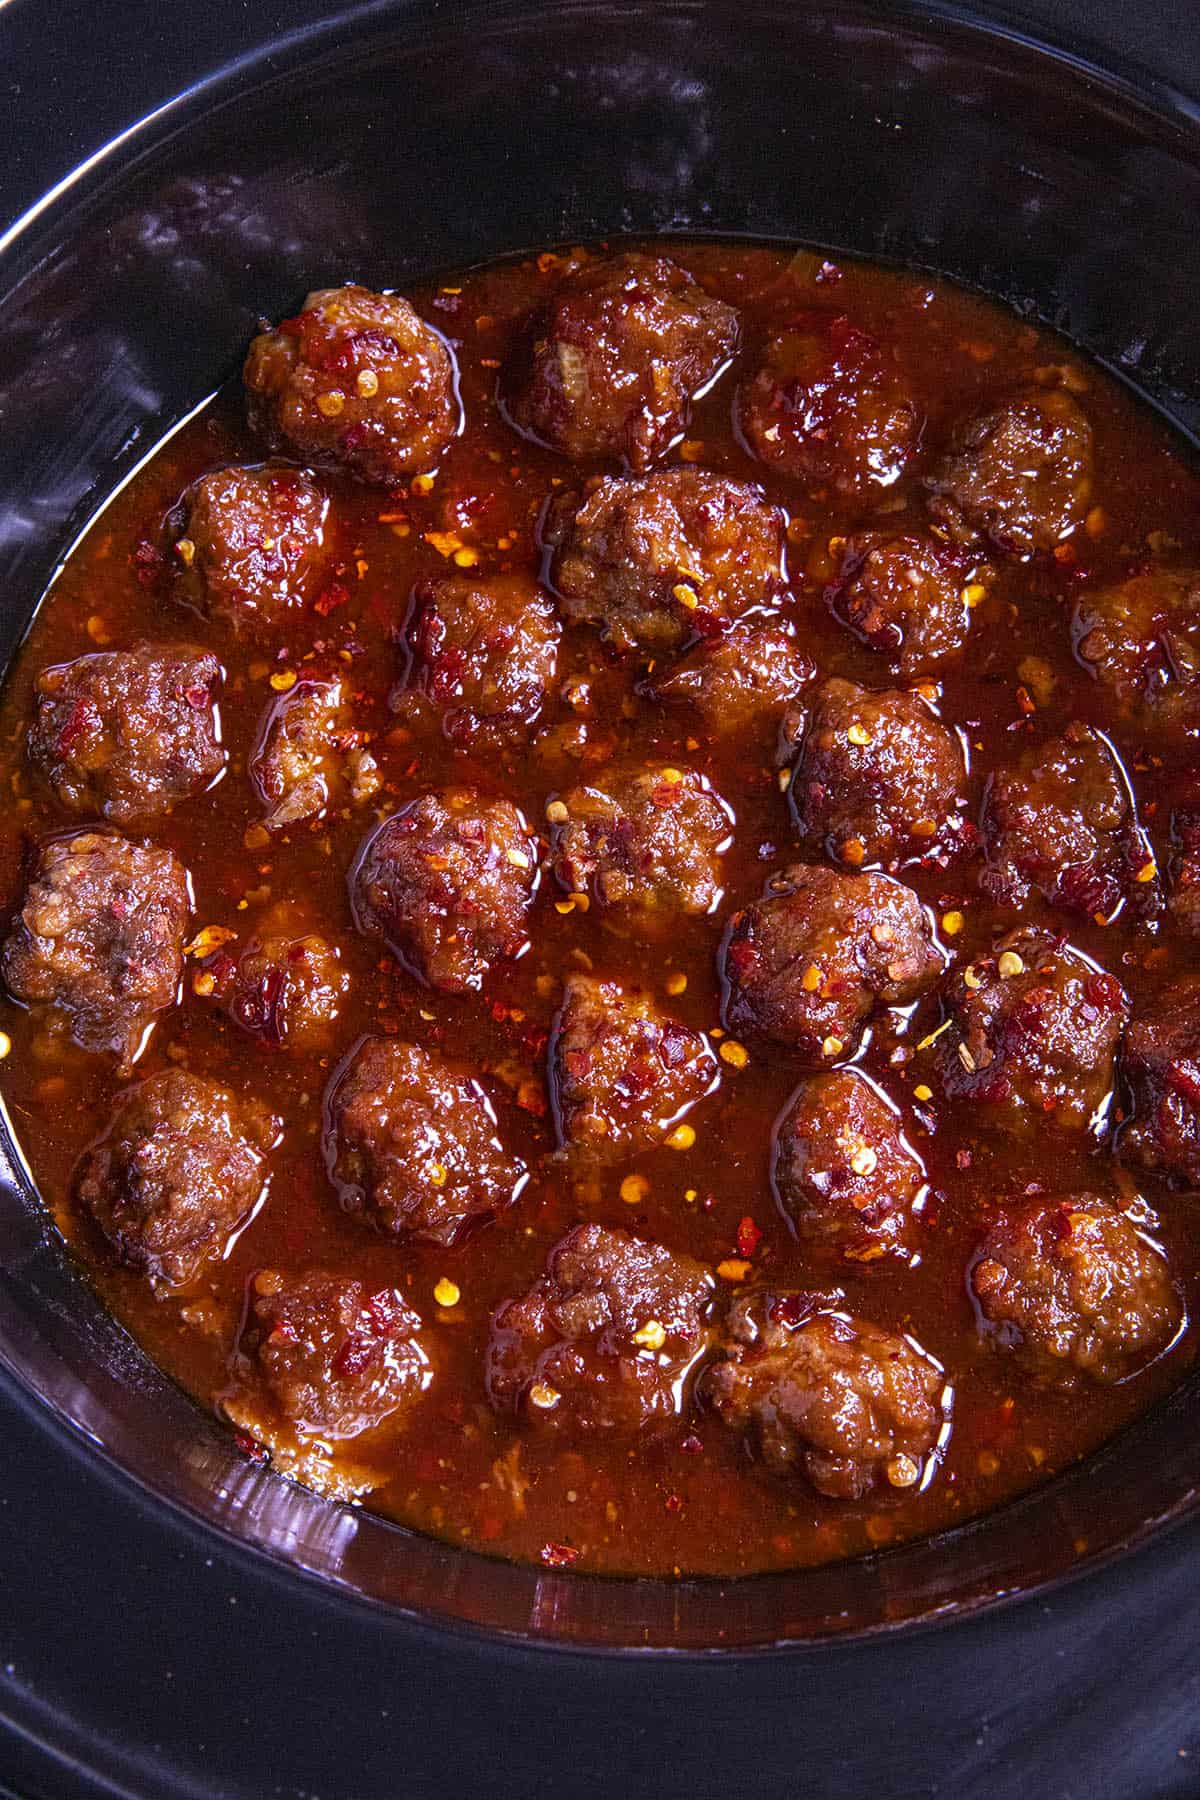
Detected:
[1,0,1199,1649]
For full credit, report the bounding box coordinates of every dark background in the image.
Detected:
[2,2,1200,1797]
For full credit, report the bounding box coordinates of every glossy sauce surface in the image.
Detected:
[1,241,1198,1577]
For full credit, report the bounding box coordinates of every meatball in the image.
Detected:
[206,930,348,1051]
[924,387,1093,555]
[250,678,380,831]
[2,831,189,1062]
[970,1193,1179,1384]
[786,678,967,870]
[508,252,737,469]
[172,464,328,632]
[1121,980,1200,1183]
[935,927,1128,1133]
[720,864,939,1063]
[350,789,537,992]
[826,532,975,675]
[545,467,785,654]
[736,312,920,500]
[1168,806,1200,934]
[28,643,224,825]
[243,285,458,483]
[326,1037,525,1245]
[75,1068,278,1288]
[548,763,730,924]
[981,722,1151,918]
[1072,567,1200,736]
[485,1223,714,1433]
[397,573,560,747]
[240,1270,429,1440]
[549,973,717,1162]
[772,1070,925,1261]
[640,620,813,740]
[704,1292,947,1498]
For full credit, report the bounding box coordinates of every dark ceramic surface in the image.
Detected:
[1,0,1200,1790]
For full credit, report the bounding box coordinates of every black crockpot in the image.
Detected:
[1,0,1199,1792]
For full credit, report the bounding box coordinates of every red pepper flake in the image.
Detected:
[540,1541,581,1568]
[234,1432,269,1464]
[680,1433,704,1456]
[664,1493,684,1514]
[736,1215,763,1258]
[313,580,350,616]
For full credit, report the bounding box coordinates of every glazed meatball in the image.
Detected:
[924,387,1093,555]
[640,620,813,740]
[2,831,189,1062]
[205,931,348,1051]
[772,1070,925,1261]
[1121,980,1200,1184]
[549,974,717,1162]
[1072,567,1200,736]
[240,1270,429,1440]
[508,252,737,469]
[326,1037,525,1246]
[485,1223,714,1433]
[75,1068,278,1288]
[549,763,730,924]
[28,643,224,825]
[396,573,560,748]
[786,678,966,870]
[970,1193,1179,1384]
[1169,807,1200,934]
[704,1292,946,1498]
[545,467,785,654]
[720,864,939,1063]
[351,789,536,992]
[171,464,328,632]
[251,678,380,831]
[981,722,1150,918]
[935,928,1128,1133]
[736,312,920,500]
[243,285,458,483]
[825,532,976,675]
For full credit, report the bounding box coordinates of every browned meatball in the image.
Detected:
[205,931,349,1051]
[704,1292,947,1498]
[935,928,1128,1133]
[720,864,940,1063]
[970,1193,1179,1384]
[772,1070,926,1261]
[1120,980,1200,1183]
[239,1269,429,1439]
[925,387,1093,555]
[736,313,920,500]
[982,723,1151,918]
[550,973,717,1162]
[396,573,560,748]
[243,285,459,483]
[825,532,977,675]
[325,1037,525,1246]
[1169,806,1200,934]
[75,1068,278,1288]
[28,643,224,825]
[250,678,380,831]
[1072,567,1200,736]
[508,253,737,469]
[640,620,814,741]
[549,763,731,924]
[545,467,785,654]
[2,831,189,1062]
[485,1223,714,1433]
[350,789,537,993]
[786,678,967,870]
[171,464,328,632]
